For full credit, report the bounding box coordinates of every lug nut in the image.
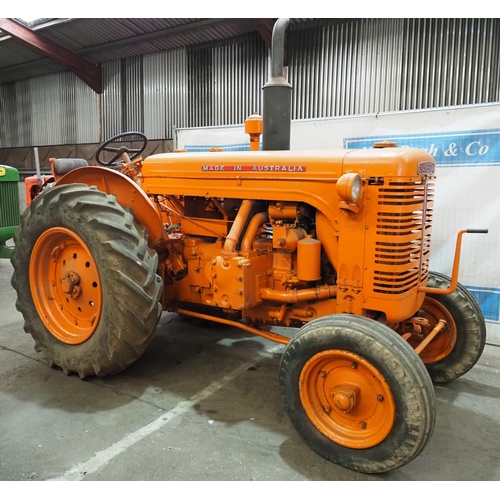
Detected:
[377,395,384,402]
[359,421,366,429]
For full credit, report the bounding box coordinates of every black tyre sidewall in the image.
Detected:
[11,184,162,376]
[280,315,435,473]
[424,271,486,382]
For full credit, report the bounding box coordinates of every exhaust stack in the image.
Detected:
[262,18,292,151]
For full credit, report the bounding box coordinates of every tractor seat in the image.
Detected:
[54,158,89,176]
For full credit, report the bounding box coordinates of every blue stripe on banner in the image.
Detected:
[466,286,500,323]
[344,128,500,167]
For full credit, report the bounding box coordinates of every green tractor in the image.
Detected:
[0,165,20,259]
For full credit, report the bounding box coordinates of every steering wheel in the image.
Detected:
[95,131,148,167]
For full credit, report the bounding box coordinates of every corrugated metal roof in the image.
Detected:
[0,18,319,84]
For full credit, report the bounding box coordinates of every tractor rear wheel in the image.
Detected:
[279,314,435,473]
[413,271,486,383]
[11,184,162,378]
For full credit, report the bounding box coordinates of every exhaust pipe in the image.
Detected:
[262,18,292,151]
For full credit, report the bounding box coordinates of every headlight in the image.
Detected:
[337,173,362,204]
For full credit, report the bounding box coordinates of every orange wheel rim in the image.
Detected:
[410,297,457,363]
[299,349,395,449]
[29,227,103,345]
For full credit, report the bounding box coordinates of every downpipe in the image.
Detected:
[262,18,292,151]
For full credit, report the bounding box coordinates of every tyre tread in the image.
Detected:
[11,183,163,378]
[424,271,486,383]
[279,314,435,473]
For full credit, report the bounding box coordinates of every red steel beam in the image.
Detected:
[0,18,102,93]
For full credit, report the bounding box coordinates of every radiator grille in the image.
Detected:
[373,180,434,294]
[0,181,20,228]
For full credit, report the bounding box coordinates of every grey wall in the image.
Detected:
[1,19,499,150]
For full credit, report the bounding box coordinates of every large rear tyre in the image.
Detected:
[11,184,162,378]
[415,271,486,383]
[280,315,435,473]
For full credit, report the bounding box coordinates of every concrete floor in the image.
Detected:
[1,257,500,482]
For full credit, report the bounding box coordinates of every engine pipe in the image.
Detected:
[260,284,337,303]
[241,212,269,252]
[414,320,446,355]
[262,18,292,151]
[176,308,290,345]
[222,200,254,255]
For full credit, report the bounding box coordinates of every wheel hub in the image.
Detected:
[299,349,395,449]
[331,384,359,413]
[61,271,82,298]
[409,298,457,363]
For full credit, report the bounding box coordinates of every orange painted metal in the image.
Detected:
[56,166,166,247]
[176,308,290,345]
[419,230,465,295]
[336,172,362,203]
[414,320,446,355]
[299,349,395,449]
[222,199,254,254]
[29,227,102,344]
[244,113,263,151]
[241,212,269,252]
[142,150,344,223]
[296,237,321,281]
[268,203,299,222]
[409,297,456,363]
[24,175,53,206]
[43,134,462,346]
[260,285,337,303]
[143,147,436,324]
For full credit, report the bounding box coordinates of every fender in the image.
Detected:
[56,166,165,247]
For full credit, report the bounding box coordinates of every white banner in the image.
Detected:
[176,103,500,342]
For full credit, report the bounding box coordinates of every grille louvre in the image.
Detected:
[0,181,21,228]
[373,180,433,294]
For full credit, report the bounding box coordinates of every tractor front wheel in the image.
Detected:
[280,315,435,473]
[11,184,162,378]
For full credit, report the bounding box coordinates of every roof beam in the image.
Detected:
[0,18,232,83]
[246,19,277,48]
[0,18,102,93]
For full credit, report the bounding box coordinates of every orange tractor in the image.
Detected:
[11,19,487,473]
